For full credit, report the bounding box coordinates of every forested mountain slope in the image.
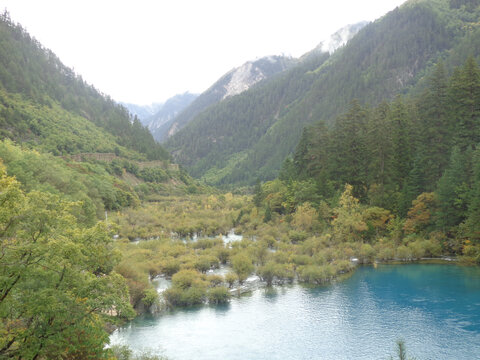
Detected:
[0,11,169,161]
[256,55,480,264]
[158,55,295,143]
[0,12,204,222]
[166,0,480,187]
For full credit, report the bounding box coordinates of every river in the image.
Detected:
[110,264,480,359]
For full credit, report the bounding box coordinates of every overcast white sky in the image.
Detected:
[2,0,407,105]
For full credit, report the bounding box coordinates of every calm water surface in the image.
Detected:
[110,264,480,359]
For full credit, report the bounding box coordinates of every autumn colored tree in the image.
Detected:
[331,184,368,242]
[403,192,437,234]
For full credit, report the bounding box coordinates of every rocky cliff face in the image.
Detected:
[319,21,369,54]
[222,56,292,99]
[302,21,369,60]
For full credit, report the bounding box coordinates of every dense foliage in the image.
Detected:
[0,163,135,359]
[166,0,480,186]
[281,57,480,261]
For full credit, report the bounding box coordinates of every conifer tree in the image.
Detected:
[367,101,392,187]
[389,96,413,190]
[450,56,480,150]
[417,60,452,188]
[436,147,470,231]
[330,100,368,197]
[463,147,480,241]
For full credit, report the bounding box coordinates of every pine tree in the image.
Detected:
[253,179,263,207]
[330,100,368,198]
[463,147,480,242]
[436,147,470,231]
[389,96,413,190]
[450,56,480,150]
[366,101,392,188]
[416,60,452,188]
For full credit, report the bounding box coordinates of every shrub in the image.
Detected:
[163,287,182,307]
[288,230,308,243]
[192,238,223,250]
[298,264,336,285]
[194,256,213,273]
[162,258,181,277]
[207,287,231,304]
[181,287,206,306]
[257,261,279,286]
[396,245,413,261]
[231,253,254,283]
[215,247,230,264]
[207,274,224,287]
[171,269,203,289]
[225,272,238,288]
[163,286,206,307]
[142,287,159,307]
[335,260,354,274]
[358,243,376,264]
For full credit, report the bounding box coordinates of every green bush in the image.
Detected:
[207,287,231,304]
[225,272,238,288]
[231,253,254,283]
[142,287,159,307]
[207,274,224,287]
[257,261,285,286]
[162,259,181,277]
[298,264,336,285]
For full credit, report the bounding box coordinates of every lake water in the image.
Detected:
[110,264,480,359]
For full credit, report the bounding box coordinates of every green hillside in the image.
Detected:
[0,12,206,219]
[166,0,480,187]
[0,11,168,161]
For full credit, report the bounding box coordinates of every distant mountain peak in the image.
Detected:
[140,92,198,140]
[120,101,164,120]
[315,21,369,55]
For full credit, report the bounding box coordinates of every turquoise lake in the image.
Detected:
[110,264,480,359]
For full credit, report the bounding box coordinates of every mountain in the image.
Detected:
[165,0,480,187]
[307,21,368,56]
[0,11,205,222]
[156,55,296,142]
[0,11,170,161]
[142,92,198,142]
[120,102,164,120]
